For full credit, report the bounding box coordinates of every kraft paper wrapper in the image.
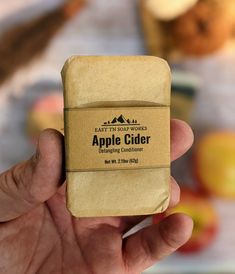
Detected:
[61,56,171,217]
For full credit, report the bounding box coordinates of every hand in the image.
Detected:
[0,119,194,274]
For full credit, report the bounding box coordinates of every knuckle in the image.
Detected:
[0,162,36,206]
[159,223,179,250]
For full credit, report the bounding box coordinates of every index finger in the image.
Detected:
[171,119,194,161]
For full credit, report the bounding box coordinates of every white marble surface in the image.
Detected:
[0,0,235,273]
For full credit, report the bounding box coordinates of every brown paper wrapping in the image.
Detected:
[62,56,171,217]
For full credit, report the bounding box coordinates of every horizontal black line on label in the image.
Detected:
[102,124,140,127]
[66,165,170,172]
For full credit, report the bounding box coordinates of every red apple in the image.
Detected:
[27,93,64,143]
[194,132,235,199]
[153,188,219,253]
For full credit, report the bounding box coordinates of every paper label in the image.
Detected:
[65,107,170,171]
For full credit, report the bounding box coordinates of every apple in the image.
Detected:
[26,93,64,143]
[194,132,235,199]
[153,188,218,253]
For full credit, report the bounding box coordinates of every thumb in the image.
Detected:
[0,129,65,222]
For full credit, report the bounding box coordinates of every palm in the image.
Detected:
[0,187,144,274]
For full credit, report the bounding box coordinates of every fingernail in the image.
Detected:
[34,131,45,163]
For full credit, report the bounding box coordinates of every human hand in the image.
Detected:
[0,119,194,274]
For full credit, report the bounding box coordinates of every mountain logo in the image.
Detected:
[102,114,140,126]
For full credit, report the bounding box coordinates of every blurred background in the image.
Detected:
[0,0,235,273]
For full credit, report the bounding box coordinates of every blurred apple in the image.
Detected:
[194,132,235,199]
[27,93,64,144]
[153,188,218,253]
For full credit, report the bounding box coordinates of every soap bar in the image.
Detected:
[61,56,171,217]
